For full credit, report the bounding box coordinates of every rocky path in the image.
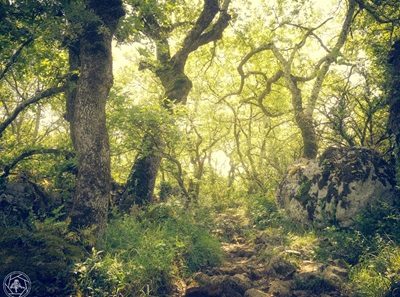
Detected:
[181,222,350,297]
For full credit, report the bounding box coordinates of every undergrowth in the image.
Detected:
[74,203,223,297]
[350,242,400,297]
[246,190,400,297]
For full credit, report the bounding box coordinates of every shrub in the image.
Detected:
[354,199,400,243]
[246,194,280,230]
[314,227,368,265]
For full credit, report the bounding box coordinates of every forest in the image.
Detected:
[1,0,400,296]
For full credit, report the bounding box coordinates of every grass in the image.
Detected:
[350,242,400,297]
[71,187,400,297]
[74,203,223,297]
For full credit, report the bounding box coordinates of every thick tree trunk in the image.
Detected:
[65,44,79,149]
[388,40,400,173]
[68,0,124,243]
[288,79,319,159]
[124,134,163,207]
[295,112,318,159]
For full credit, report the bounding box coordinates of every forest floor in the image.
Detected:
[178,208,352,297]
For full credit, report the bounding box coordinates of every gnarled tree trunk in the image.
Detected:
[268,0,355,159]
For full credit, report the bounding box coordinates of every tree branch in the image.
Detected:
[288,17,333,65]
[0,84,67,137]
[354,0,400,24]
[175,0,231,63]
[0,37,33,81]
[1,148,75,179]
[306,0,356,115]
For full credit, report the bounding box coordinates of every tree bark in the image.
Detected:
[288,78,319,159]
[123,134,163,207]
[124,64,194,207]
[388,40,400,170]
[65,43,80,150]
[67,0,124,243]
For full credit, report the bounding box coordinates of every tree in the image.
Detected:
[0,0,71,185]
[65,0,125,243]
[0,1,67,139]
[319,64,389,150]
[388,40,400,173]
[3,0,397,243]
[228,0,356,159]
[121,0,231,207]
[351,0,400,171]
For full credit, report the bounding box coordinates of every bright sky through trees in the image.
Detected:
[110,0,344,177]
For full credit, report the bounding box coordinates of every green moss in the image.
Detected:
[295,179,313,207]
[325,183,338,204]
[294,179,316,221]
[0,228,85,297]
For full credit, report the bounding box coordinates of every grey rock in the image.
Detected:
[244,288,269,297]
[269,280,294,297]
[266,255,297,278]
[275,147,395,228]
[322,265,348,283]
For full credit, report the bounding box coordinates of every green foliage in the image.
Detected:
[74,249,125,297]
[314,227,369,265]
[354,199,400,243]
[159,181,173,201]
[350,243,400,297]
[1,0,400,296]
[116,0,196,43]
[75,204,223,296]
[34,205,70,234]
[295,179,313,207]
[246,194,280,230]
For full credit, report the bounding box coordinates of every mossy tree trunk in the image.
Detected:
[66,0,124,243]
[388,40,400,177]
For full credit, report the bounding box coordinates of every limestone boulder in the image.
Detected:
[275,147,396,228]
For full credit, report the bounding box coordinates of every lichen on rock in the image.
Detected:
[275,147,396,228]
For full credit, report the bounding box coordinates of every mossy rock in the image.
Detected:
[276,147,396,228]
[0,228,85,296]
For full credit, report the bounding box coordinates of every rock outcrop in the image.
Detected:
[0,180,52,228]
[275,147,396,228]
